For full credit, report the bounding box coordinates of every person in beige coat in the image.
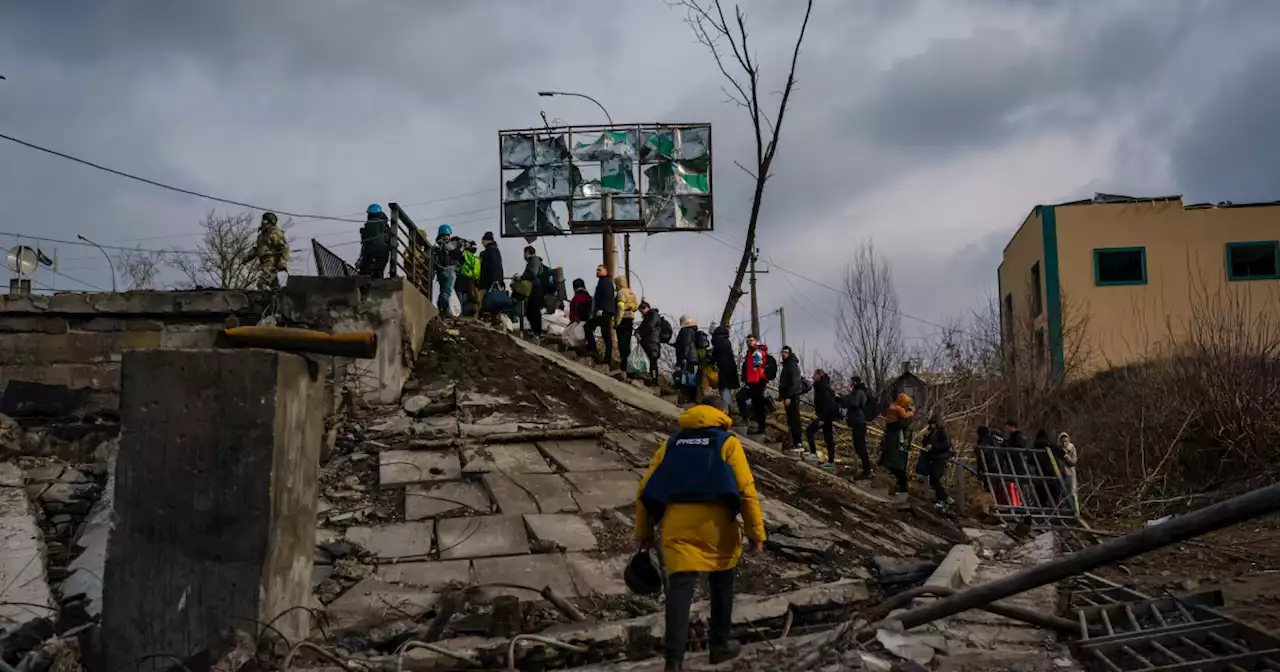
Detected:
[1058,432,1079,514]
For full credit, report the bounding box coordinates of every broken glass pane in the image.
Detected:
[639,127,710,163]
[644,162,709,194]
[644,195,712,230]
[572,199,602,221]
[600,158,637,193]
[571,130,638,162]
[505,164,578,201]
[612,197,640,221]
[504,201,563,236]
[502,133,571,168]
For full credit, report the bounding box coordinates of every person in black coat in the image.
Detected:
[584,264,616,365]
[841,377,874,479]
[673,317,699,403]
[357,204,392,278]
[518,246,545,337]
[777,346,804,450]
[709,326,739,409]
[921,413,955,506]
[805,369,839,467]
[478,231,504,292]
[635,302,661,380]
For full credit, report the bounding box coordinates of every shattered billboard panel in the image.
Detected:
[498,123,713,238]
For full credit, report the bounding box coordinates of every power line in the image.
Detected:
[0,230,202,256]
[0,131,363,223]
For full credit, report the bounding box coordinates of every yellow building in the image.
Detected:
[998,193,1280,375]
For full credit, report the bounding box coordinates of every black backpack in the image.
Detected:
[800,377,813,395]
[764,355,779,381]
[695,330,710,351]
[658,316,674,344]
[538,265,557,294]
[862,392,879,422]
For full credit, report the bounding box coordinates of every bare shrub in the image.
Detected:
[115,248,165,290]
[172,211,294,289]
[834,241,904,394]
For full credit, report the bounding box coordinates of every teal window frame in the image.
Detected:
[1225,241,1280,282]
[1093,246,1148,286]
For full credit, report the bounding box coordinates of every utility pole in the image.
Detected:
[748,248,767,337]
[778,306,788,349]
[623,233,631,287]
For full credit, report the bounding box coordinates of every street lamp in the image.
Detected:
[537,91,614,125]
[77,234,117,292]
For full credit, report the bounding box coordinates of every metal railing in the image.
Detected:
[311,238,356,278]
[388,202,434,298]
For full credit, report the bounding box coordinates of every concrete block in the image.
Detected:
[75,317,164,332]
[324,578,440,634]
[537,440,630,472]
[0,363,120,392]
[376,560,472,588]
[0,474,55,632]
[920,544,980,604]
[0,316,69,334]
[345,521,436,560]
[509,473,579,514]
[405,481,492,520]
[0,331,162,365]
[472,554,578,600]
[437,515,530,560]
[461,443,554,474]
[565,553,629,596]
[379,449,462,487]
[524,513,598,552]
[482,472,539,514]
[100,348,323,672]
[563,470,641,512]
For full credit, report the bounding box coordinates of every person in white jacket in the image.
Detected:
[1058,432,1079,514]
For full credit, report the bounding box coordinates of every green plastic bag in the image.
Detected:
[627,347,650,375]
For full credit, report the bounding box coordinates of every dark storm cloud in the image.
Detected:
[1168,45,1280,204]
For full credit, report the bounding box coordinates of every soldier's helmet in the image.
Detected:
[262,212,278,226]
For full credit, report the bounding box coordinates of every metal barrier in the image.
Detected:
[311,238,356,278]
[388,202,434,298]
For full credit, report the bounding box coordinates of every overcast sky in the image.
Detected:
[3,1,1279,363]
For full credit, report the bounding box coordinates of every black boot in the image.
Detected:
[709,640,742,664]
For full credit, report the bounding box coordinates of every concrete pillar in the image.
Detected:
[99,349,323,672]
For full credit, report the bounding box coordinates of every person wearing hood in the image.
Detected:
[569,278,592,323]
[842,376,875,480]
[356,204,392,279]
[709,325,739,410]
[477,231,504,294]
[635,302,662,380]
[1004,419,1027,449]
[1058,432,1079,514]
[739,335,773,435]
[585,265,617,366]
[432,224,464,315]
[881,393,915,495]
[636,395,765,671]
[777,346,804,451]
[518,246,545,337]
[614,276,639,374]
[673,316,700,402]
[921,413,955,507]
[806,369,839,468]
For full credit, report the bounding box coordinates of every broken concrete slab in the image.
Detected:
[404,480,492,520]
[603,432,661,467]
[472,554,578,601]
[564,470,640,512]
[412,416,458,439]
[538,439,630,472]
[565,553,629,597]
[510,473,579,514]
[379,449,462,487]
[461,443,554,475]
[0,472,55,632]
[437,515,531,560]
[376,560,472,588]
[482,472,539,515]
[524,513,599,552]
[345,521,435,560]
[963,527,1017,550]
[325,577,441,633]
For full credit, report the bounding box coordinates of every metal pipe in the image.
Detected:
[876,482,1280,635]
[221,326,378,359]
[76,234,116,292]
[861,585,1099,636]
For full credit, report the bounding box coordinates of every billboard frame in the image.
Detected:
[497,122,714,239]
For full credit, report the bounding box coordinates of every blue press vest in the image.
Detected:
[640,428,741,520]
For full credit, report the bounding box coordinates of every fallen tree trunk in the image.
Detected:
[859,584,1096,636]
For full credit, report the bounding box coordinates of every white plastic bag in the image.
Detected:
[627,347,650,375]
[562,321,587,348]
[448,291,462,318]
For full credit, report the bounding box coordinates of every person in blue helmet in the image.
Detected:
[432,223,465,315]
[357,204,392,278]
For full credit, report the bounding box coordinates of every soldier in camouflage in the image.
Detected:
[245,211,290,290]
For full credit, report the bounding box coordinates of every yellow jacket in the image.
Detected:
[614,277,639,320]
[635,405,766,574]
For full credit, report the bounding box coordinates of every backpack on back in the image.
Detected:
[658,316,674,344]
[764,355,779,381]
[800,377,813,395]
[863,393,880,422]
[695,330,710,351]
[459,249,481,280]
[538,265,558,294]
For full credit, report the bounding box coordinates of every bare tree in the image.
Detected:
[834,241,904,394]
[115,248,165,290]
[672,0,814,329]
[171,211,258,289]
